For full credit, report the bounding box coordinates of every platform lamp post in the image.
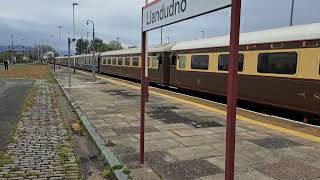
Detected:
[68,37,72,88]
[49,34,55,71]
[20,39,25,62]
[86,19,96,82]
[58,26,62,69]
[80,36,83,54]
[72,3,79,42]
[86,31,89,54]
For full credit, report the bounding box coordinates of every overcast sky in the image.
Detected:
[0,0,320,54]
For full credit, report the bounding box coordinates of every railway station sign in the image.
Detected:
[142,0,232,31]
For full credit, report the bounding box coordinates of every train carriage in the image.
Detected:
[99,44,174,84]
[54,56,70,67]
[51,23,319,119]
[171,23,320,118]
[75,53,100,72]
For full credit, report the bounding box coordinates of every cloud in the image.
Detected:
[0,0,319,54]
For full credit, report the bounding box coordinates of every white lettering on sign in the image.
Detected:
[142,0,232,32]
[314,93,320,100]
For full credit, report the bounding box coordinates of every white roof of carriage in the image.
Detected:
[55,56,69,59]
[100,43,175,56]
[173,23,320,51]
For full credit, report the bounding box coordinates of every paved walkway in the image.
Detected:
[0,80,34,150]
[54,68,320,180]
[0,80,80,179]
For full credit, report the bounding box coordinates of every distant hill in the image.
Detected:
[0,45,35,53]
[0,46,9,52]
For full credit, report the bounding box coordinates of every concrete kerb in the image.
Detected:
[53,74,129,180]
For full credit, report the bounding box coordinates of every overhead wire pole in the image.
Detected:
[225,0,242,180]
[290,0,295,26]
[87,20,96,82]
[11,34,14,63]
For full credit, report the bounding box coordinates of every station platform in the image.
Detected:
[52,67,320,180]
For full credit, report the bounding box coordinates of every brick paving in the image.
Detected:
[54,68,320,180]
[0,80,80,179]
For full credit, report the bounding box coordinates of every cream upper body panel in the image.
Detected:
[177,48,320,80]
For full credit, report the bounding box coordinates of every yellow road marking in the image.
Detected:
[77,70,320,143]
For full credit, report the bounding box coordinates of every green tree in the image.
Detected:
[76,39,89,54]
[35,44,57,55]
[105,40,123,51]
[89,38,106,52]
[0,51,11,63]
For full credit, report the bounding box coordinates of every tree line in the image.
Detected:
[75,38,123,54]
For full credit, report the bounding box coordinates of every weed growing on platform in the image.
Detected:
[57,145,72,163]
[23,83,37,111]
[24,171,39,178]
[102,165,117,180]
[0,152,12,167]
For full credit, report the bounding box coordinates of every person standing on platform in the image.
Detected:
[4,60,9,71]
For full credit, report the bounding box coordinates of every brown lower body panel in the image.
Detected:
[170,70,320,117]
[100,65,165,84]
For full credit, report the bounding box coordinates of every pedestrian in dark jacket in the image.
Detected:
[4,60,9,71]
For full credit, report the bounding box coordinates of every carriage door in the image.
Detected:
[169,53,177,85]
[161,52,172,85]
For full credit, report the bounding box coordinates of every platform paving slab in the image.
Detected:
[53,67,320,180]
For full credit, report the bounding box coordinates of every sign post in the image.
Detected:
[140,0,149,165]
[140,29,147,165]
[141,2,240,179]
[225,0,241,179]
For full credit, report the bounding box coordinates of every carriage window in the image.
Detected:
[148,57,151,67]
[178,55,186,69]
[218,54,244,72]
[191,55,209,70]
[158,56,163,65]
[112,58,117,65]
[103,58,107,65]
[151,56,158,68]
[132,57,139,66]
[106,58,111,65]
[118,58,123,66]
[258,52,297,74]
[148,56,158,68]
[172,56,176,66]
[125,58,130,66]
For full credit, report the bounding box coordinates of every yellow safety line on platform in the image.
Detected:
[78,70,320,143]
